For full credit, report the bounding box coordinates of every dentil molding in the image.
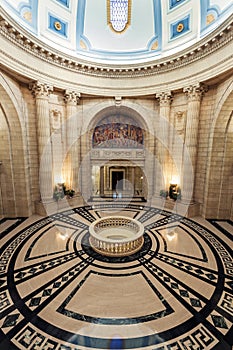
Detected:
[0,7,232,79]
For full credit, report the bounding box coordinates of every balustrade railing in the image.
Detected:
[89,216,144,257]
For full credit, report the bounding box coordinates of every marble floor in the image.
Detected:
[0,203,232,350]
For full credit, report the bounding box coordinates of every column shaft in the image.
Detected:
[156,92,173,190]
[182,83,207,202]
[30,82,53,201]
[64,91,80,191]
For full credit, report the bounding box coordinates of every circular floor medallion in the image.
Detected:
[0,204,232,350]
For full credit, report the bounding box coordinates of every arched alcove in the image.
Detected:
[79,104,155,202]
[204,91,233,219]
[0,82,31,217]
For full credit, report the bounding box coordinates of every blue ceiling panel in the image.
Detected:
[48,14,68,37]
[170,14,190,39]
[55,0,69,6]
[169,0,187,10]
[1,0,232,63]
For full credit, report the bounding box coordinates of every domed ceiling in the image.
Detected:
[1,0,233,63]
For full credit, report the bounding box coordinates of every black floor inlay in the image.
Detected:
[81,232,152,263]
[0,205,232,350]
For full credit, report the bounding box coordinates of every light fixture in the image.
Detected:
[170,175,180,185]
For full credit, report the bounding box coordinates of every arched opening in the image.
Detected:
[204,92,233,219]
[88,109,148,202]
[0,82,31,218]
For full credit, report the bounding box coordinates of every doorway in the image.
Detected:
[112,171,124,191]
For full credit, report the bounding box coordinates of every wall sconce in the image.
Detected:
[170,176,180,186]
[169,176,181,201]
[169,183,181,201]
[169,183,177,200]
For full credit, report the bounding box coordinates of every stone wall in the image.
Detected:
[0,72,232,218]
[0,9,232,218]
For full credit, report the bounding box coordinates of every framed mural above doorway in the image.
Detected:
[92,122,144,148]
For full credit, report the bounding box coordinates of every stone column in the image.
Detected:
[156,91,173,189]
[100,166,104,197]
[64,90,80,191]
[0,162,3,216]
[30,82,53,201]
[182,83,207,202]
[131,167,135,195]
[104,166,108,194]
[106,165,110,191]
[80,129,92,202]
[144,130,155,201]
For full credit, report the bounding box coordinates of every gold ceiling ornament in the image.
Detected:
[107,0,132,34]
[151,40,158,51]
[80,39,87,50]
[177,23,184,32]
[23,11,32,22]
[54,21,62,31]
[206,13,215,25]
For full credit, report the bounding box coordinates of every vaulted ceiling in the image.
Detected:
[1,0,233,63]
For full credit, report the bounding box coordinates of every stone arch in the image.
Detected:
[81,100,154,136]
[203,89,233,219]
[0,75,31,217]
[79,101,156,202]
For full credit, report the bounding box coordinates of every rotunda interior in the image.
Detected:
[0,1,232,349]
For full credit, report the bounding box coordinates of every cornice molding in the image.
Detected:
[0,7,232,79]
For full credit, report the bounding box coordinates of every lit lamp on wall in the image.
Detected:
[54,174,65,185]
[169,176,181,201]
[140,176,143,194]
[53,175,65,201]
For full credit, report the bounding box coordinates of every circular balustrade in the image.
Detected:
[89,216,144,256]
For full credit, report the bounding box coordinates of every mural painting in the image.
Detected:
[92,123,143,148]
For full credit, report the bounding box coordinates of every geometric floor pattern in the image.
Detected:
[0,203,232,349]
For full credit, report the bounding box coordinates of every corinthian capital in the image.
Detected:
[64,90,81,105]
[183,83,208,102]
[156,91,173,106]
[29,81,53,97]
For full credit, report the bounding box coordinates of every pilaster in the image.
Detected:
[155,91,173,191]
[64,90,81,192]
[182,83,208,203]
[30,81,53,201]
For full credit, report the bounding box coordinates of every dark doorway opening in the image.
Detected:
[112,171,124,191]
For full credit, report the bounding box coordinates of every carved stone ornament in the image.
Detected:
[50,109,62,132]
[115,96,122,107]
[29,82,53,97]
[156,91,173,106]
[64,90,81,105]
[183,83,208,102]
[175,110,186,135]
